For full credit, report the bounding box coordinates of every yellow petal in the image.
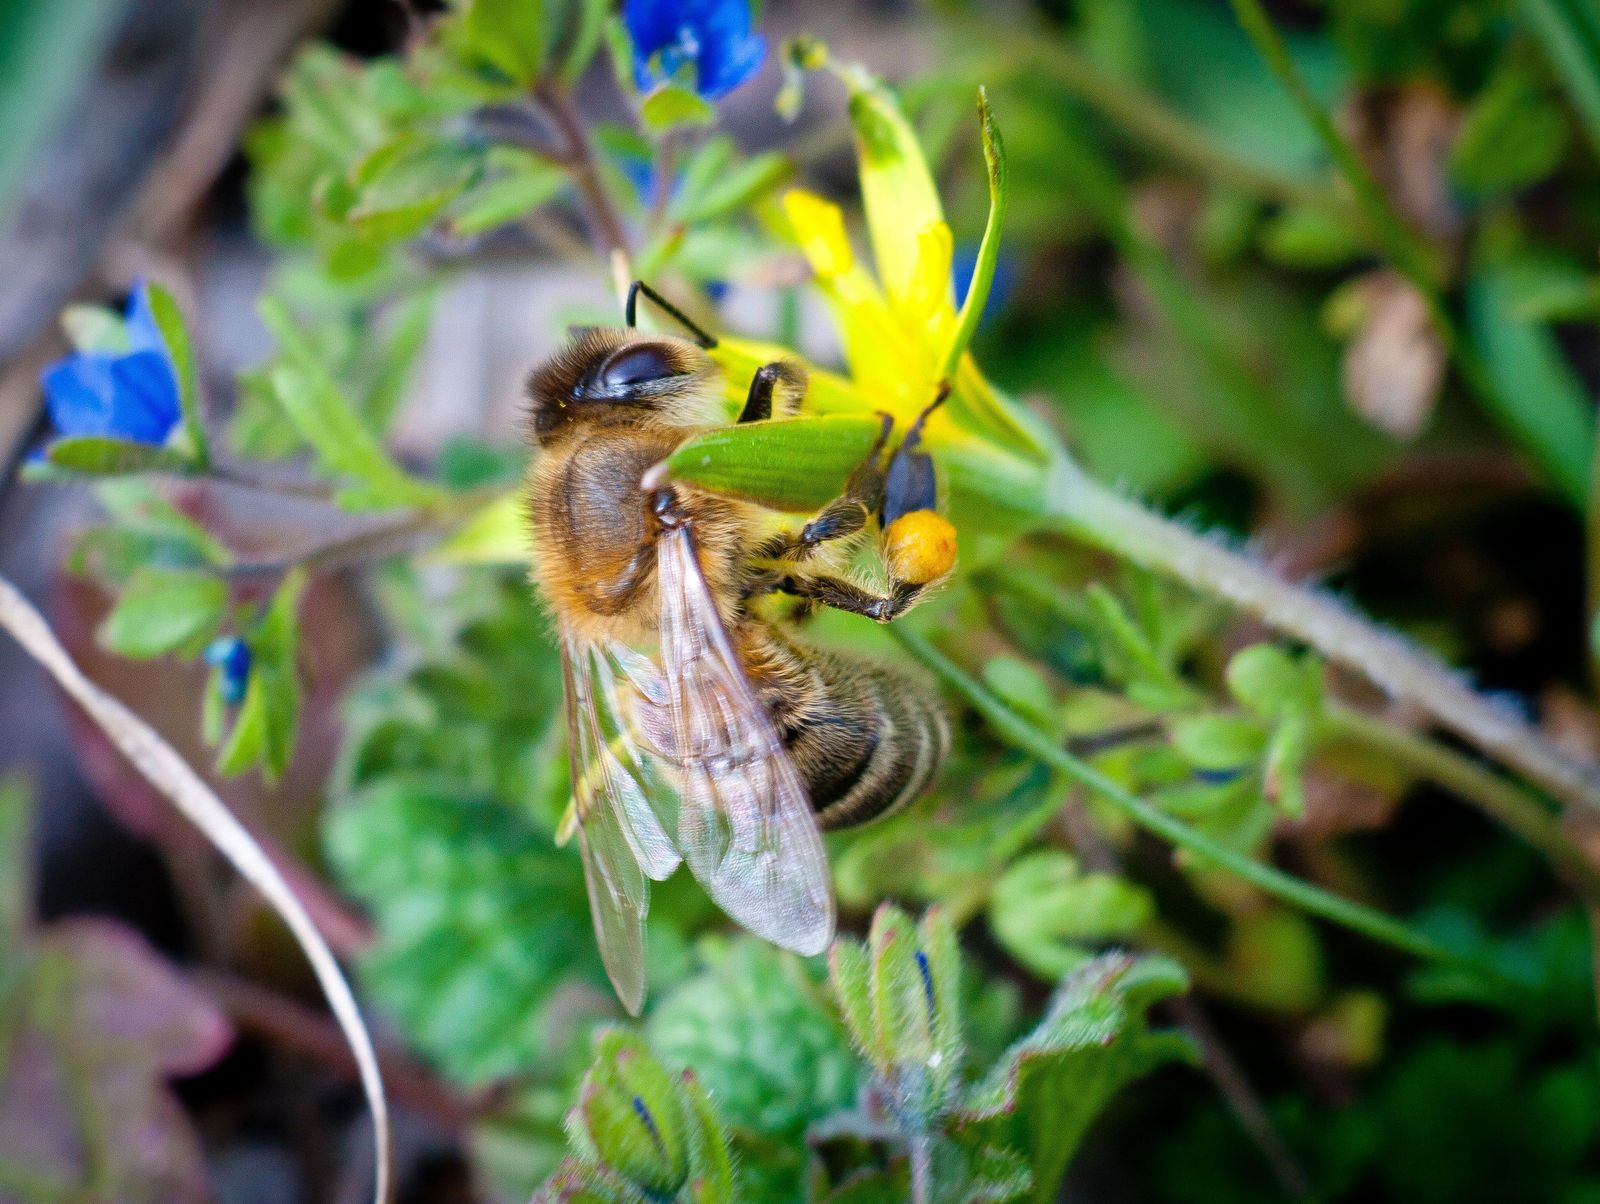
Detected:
[783,190,853,279]
[846,73,946,312]
[905,220,954,325]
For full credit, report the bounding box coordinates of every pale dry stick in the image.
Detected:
[1046,456,1600,815]
[0,573,392,1204]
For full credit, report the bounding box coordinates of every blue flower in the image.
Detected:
[626,0,766,100]
[41,282,181,446]
[204,637,252,706]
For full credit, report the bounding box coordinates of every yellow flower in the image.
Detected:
[709,69,1051,527]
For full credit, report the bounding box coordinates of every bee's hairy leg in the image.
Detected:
[737,360,807,424]
[774,573,925,623]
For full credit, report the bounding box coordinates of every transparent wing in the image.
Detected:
[655,523,836,956]
[561,634,682,1015]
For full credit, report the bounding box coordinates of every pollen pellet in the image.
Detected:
[884,509,957,585]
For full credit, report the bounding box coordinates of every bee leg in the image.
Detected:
[738,361,808,423]
[775,574,925,623]
[760,413,894,564]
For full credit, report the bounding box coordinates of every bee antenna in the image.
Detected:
[625,280,718,350]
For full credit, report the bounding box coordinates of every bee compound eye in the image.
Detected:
[594,344,682,394]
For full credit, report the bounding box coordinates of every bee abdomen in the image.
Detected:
[798,659,949,832]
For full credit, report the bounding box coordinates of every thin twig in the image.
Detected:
[535,82,630,261]
[0,574,392,1204]
[224,508,460,580]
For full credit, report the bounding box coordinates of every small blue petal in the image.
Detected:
[703,279,730,304]
[38,283,183,446]
[107,350,182,444]
[42,355,118,437]
[205,638,252,705]
[625,0,765,99]
[1194,766,1248,786]
[124,281,167,358]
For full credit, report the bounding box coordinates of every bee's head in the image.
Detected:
[525,328,720,445]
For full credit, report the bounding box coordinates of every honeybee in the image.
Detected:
[525,283,956,1013]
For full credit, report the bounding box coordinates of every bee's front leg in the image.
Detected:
[737,360,808,424]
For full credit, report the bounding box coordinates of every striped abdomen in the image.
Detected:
[739,621,949,830]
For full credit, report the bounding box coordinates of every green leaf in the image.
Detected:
[144,281,209,467]
[260,297,448,509]
[672,150,790,224]
[1259,204,1365,268]
[665,414,886,512]
[97,567,226,660]
[325,779,600,1082]
[1521,0,1600,160]
[1169,713,1267,770]
[449,146,566,236]
[640,83,716,133]
[558,0,611,86]
[1466,262,1595,507]
[648,940,860,1141]
[450,0,547,84]
[343,134,476,243]
[953,953,1195,1203]
[1226,643,1319,717]
[42,436,192,477]
[989,851,1154,981]
[1450,65,1567,196]
[217,570,304,779]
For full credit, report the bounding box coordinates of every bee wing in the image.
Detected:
[561,635,683,1015]
[655,523,836,956]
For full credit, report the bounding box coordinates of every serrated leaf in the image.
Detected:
[647,940,860,1141]
[97,567,226,660]
[665,414,885,512]
[990,851,1153,981]
[954,953,1194,1203]
[325,779,600,1083]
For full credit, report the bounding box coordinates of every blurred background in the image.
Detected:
[3,0,1600,1200]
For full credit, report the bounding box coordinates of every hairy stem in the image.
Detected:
[894,626,1514,987]
[1043,454,1600,815]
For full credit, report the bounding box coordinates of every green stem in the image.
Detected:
[1322,703,1600,897]
[1040,452,1600,815]
[894,625,1514,987]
